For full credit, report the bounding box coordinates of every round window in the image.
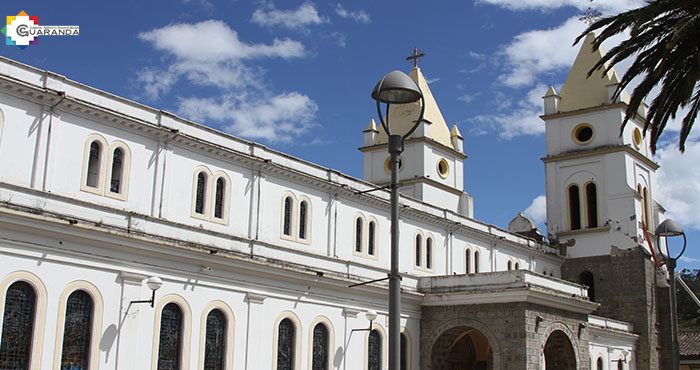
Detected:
[384,156,403,174]
[437,158,449,179]
[573,123,594,144]
[633,127,642,149]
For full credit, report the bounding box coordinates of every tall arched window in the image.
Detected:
[368,220,376,256]
[514,262,520,270]
[204,309,226,370]
[586,182,599,228]
[465,249,471,274]
[277,318,295,370]
[368,329,382,370]
[400,332,409,370]
[643,187,651,230]
[311,323,329,370]
[158,303,183,370]
[474,250,480,273]
[415,234,422,267]
[86,141,102,188]
[60,290,93,370]
[617,358,624,370]
[298,200,309,240]
[283,196,293,237]
[507,261,513,271]
[0,281,36,369]
[195,172,208,215]
[426,237,433,270]
[109,148,123,194]
[355,217,363,253]
[580,271,595,302]
[597,356,604,370]
[214,177,226,219]
[568,184,582,230]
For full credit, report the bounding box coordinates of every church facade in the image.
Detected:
[0,34,671,370]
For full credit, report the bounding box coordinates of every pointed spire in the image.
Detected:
[363,117,380,146]
[451,124,464,153]
[558,32,631,112]
[543,85,561,115]
[364,117,378,132]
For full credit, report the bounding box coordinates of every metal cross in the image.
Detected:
[406,47,425,68]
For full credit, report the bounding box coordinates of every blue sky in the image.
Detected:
[2,0,699,271]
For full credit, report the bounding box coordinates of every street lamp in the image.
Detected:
[655,218,687,370]
[130,276,163,308]
[371,70,425,370]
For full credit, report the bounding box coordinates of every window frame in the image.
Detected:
[80,134,108,195]
[297,196,312,244]
[198,301,234,370]
[307,317,335,370]
[272,312,302,370]
[104,141,131,201]
[584,181,599,228]
[364,323,386,370]
[567,183,582,231]
[151,295,192,370]
[210,171,231,225]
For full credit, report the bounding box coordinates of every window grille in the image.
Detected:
[157,303,182,370]
[283,197,293,236]
[299,201,308,240]
[60,290,93,370]
[367,330,381,370]
[277,318,295,370]
[110,148,123,193]
[195,172,207,215]
[355,218,363,253]
[204,309,226,370]
[0,281,36,369]
[311,324,328,370]
[86,141,101,188]
[214,178,225,219]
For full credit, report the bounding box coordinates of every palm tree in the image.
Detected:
[575,0,700,153]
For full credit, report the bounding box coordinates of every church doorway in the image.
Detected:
[430,326,492,370]
[543,330,576,370]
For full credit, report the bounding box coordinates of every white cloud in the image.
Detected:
[178,92,318,142]
[467,84,546,139]
[137,20,317,143]
[656,139,700,231]
[252,2,328,30]
[335,4,371,23]
[524,195,547,226]
[476,0,645,15]
[458,92,480,104]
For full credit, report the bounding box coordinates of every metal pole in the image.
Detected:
[669,258,680,370]
[388,134,403,370]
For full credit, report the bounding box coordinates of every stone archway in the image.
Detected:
[431,326,493,370]
[423,318,501,370]
[543,330,576,370]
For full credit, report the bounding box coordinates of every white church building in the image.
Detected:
[0,34,673,370]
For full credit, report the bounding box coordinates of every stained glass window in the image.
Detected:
[60,290,93,370]
[283,197,293,236]
[368,221,376,256]
[204,309,226,370]
[0,281,36,369]
[110,148,123,194]
[214,178,225,219]
[277,318,295,370]
[86,141,101,188]
[299,201,308,240]
[196,172,207,215]
[355,218,363,253]
[311,323,328,370]
[367,329,381,370]
[157,303,182,370]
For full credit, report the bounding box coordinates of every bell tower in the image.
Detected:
[360,59,472,217]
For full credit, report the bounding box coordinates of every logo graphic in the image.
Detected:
[2,10,79,49]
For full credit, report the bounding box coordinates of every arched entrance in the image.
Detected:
[431,326,492,370]
[543,330,576,370]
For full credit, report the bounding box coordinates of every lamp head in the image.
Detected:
[365,309,378,322]
[655,218,684,237]
[146,276,163,291]
[371,70,422,104]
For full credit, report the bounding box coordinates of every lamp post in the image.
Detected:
[371,70,425,370]
[655,218,687,370]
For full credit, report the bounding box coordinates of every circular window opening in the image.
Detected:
[573,124,594,144]
[384,156,404,174]
[633,128,642,149]
[437,158,449,179]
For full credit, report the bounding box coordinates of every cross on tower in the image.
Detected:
[406,47,425,68]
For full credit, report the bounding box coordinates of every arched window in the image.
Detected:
[474,250,480,273]
[415,234,422,267]
[86,141,102,188]
[158,303,183,370]
[195,172,208,215]
[311,323,329,370]
[204,309,227,370]
[643,187,651,230]
[355,217,363,253]
[283,196,293,237]
[277,318,295,370]
[597,356,604,370]
[368,329,381,370]
[617,358,624,370]
[585,182,598,228]
[214,177,226,219]
[109,148,123,194]
[60,290,93,370]
[514,262,520,270]
[0,281,36,369]
[465,249,471,274]
[426,237,433,270]
[298,200,309,240]
[400,332,409,370]
[580,271,595,302]
[368,220,376,256]
[568,184,582,230]
[507,260,513,271]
